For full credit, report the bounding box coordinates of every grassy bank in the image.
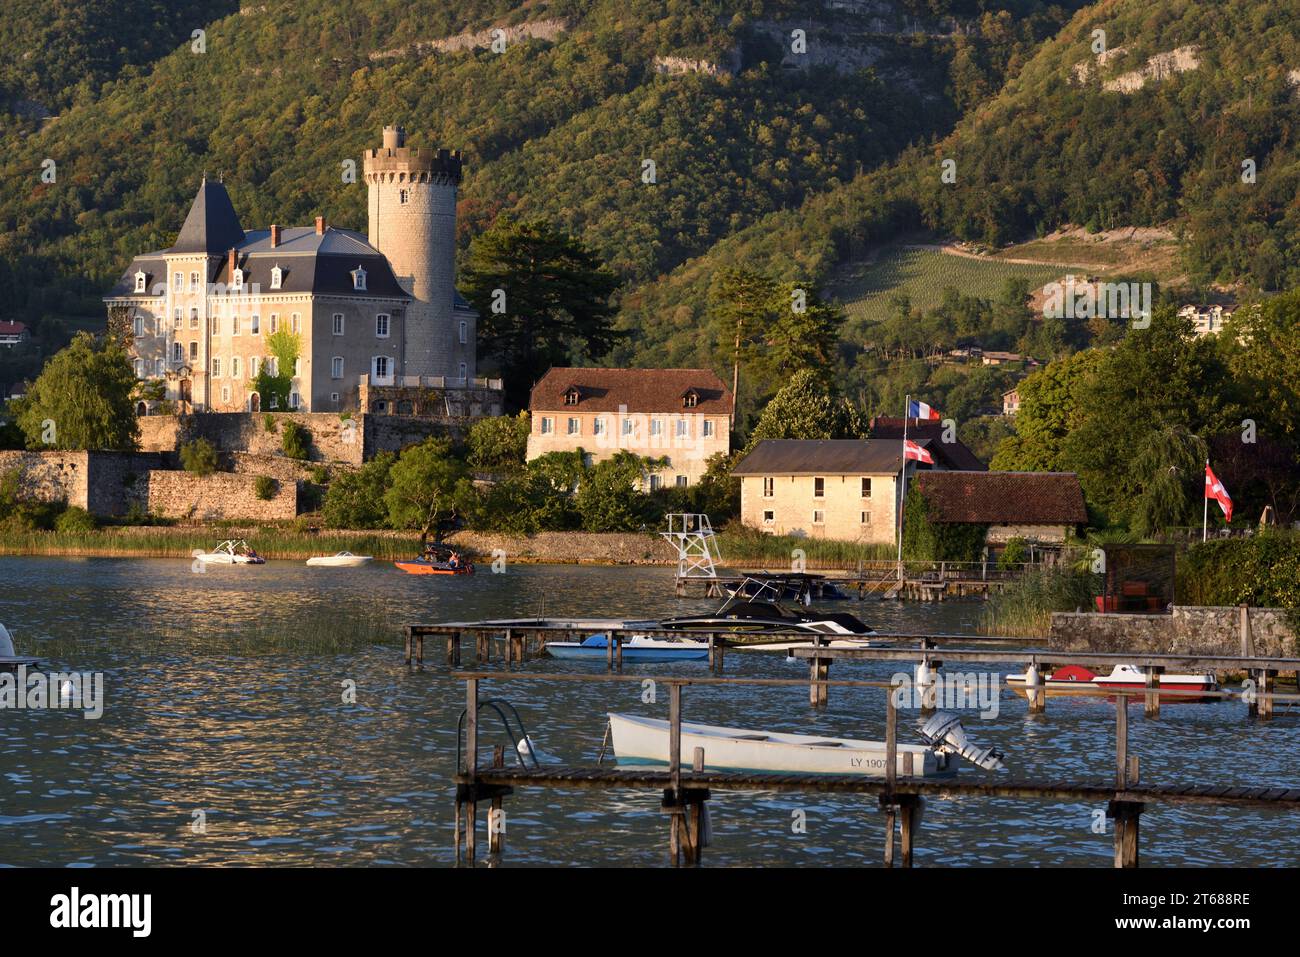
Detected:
[0,526,424,560]
[714,529,897,568]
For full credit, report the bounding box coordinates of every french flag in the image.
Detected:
[908,399,940,421]
[904,439,934,464]
[1205,464,1233,522]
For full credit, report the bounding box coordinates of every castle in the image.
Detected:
[104,126,479,413]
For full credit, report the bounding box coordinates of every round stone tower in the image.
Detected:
[363,125,465,379]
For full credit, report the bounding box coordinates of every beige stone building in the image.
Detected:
[731,439,928,543]
[104,126,478,413]
[526,368,732,489]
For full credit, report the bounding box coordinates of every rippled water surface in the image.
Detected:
[1,556,1295,867]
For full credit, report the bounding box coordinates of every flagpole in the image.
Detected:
[1203,458,1209,543]
[897,395,909,575]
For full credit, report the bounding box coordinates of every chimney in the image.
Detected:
[227,248,237,278]
[270,224,280,248]
[315,215,326,236]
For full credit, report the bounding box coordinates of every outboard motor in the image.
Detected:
[918,712,1005,770]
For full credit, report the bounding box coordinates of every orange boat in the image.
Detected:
[394,559,474,576]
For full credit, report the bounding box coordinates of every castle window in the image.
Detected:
[231,357,241,379]
[861,478,872,498]
[332,313,344,336]
[172,343,183,363]
[268,357,278,377]
[232,314,240,335]
[622,418,634,437]
[190,272,199,292]
[593,417,606,436]
[331,357,343,379]
[222,386,230,404]
[812,509,825,525]
[211,315,220,336]
[814,477,825,498]
[540,417,553,435]
[649,474,662,492]
[133,316,144,338]
[212,357,222,378]
[564,389,579,406]
[173,272,183,292]
[173,308,182,330]
[372,355,392,383]
[232,268,244,290]
[134,358,145,378]
[649,419,662,438]
[330,393,340,407]
[155,358,165,377]
[675,419,688,438]
[250,357,261,377]
[190,307,198,329]
[763,477,774,498]
[291,313,300,333]
[459,361,467,380]
[269,314,278,334]
[459,321,468,344]
[399,189,409,204]
[289,391,300,410]
[763,510,775,524]
[375,314,390,338]
[189,341,198,361]
[352,266,367,291]
[250,314,260,334]
[134,271,147,293]
[270,266,282,290]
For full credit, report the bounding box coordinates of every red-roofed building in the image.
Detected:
[526,367,733,490]
[0,321,30,347]
[914,471,1088,544]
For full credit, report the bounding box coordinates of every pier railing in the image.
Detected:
[451,669,1300,869]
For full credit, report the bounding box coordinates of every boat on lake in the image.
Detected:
[1006,663,1219,702]
[306,551,373,567]
[545,633,709,662]
[193,540,265,565]
[396,543,473,575]
[607,710,1004,777]
[658,585,876,650]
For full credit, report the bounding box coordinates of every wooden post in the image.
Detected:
[707,633,716,672]
[1026,661,1045,714]
[446,631,460,667]
[669,683,682,795]
[886,694,898,792]
[1144,667,1160,719]
[1115,693,1128,789]
[899,797,918,868]
[616,635,623,672]
[1239,604,1253,658]
[715,636,725,674]
[1258,670,1274,721]
[606,631,614,671]
[416,633,424,666]
[465,677,478,865]
[404,627,413,666]
[489,745,505,856]
[1110,801,1142,868]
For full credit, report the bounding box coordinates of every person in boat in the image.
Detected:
[244,545,260,560]
[448,551,461,570]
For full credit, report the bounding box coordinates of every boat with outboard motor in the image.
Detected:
[607,710,1004,777]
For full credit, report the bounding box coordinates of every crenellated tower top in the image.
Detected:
[363,124,463,185]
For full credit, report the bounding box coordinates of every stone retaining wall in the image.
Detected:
[1050,606,1296,657]
[0,450,161,514]
[443,531,677,565]
[146,470,297,522]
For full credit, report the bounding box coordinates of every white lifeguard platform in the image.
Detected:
[660,513,722,580]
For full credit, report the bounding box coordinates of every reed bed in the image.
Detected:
[979,567,1100,638]
[0,526,421,560]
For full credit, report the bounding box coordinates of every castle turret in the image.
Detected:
[364,125,472,379]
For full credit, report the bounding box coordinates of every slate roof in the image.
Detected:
[731,439,919,476]
[530,367,733,414]
[867,417,987,471]
[169,179,245,254]
[914,471,1088,525]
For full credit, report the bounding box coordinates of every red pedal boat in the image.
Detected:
[1006,664,1217,702]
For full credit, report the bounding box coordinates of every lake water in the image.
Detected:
[1,556,1295,867]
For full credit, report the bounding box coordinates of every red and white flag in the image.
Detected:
[1205,464,1232,522]
[904,439,934,464]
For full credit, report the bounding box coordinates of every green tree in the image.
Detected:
[179,438,218,476]
[744,368,867,452]
[15,332,138,450]
[1129,426,1209,535]
[461,218,620,410]
[574,451,663,532]
[990,349,1107,472]
[384,438,469,543]
[466,411,530,473]
[251,330,299,411]
[322,452,395,529]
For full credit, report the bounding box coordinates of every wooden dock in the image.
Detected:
[674,560,1030,601]
[451,671,1300,868]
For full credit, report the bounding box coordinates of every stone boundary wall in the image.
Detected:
[227,452,320,485]
[138,411,469,464]
[146,470,297,522]
[1050,606,1296,657]
[0,450,161,515]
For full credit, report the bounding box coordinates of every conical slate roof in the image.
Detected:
[168,178,245,254]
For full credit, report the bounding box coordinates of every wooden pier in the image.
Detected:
[451,671,1300,869]
[674,560,1033,601]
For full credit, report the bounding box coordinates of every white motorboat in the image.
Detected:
[306,551,374,568]
[192,540,266,565]
[546,633,710,661]
[607,711,1004,778]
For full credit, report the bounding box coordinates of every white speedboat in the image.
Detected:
[607,711,1004,778]
[306,551,373,568]
[546,633,710,662]
[193,540,266,565]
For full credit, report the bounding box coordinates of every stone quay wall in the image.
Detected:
[0,450,161,514]
[1050,606,1296,658]
[145,470,298,522]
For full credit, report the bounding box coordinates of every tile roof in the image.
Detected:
[915,471,1088,524]
[169,180,245,254]
[731,439,917,475]
[530,367,733,414]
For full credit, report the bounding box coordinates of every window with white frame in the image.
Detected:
[352,266,367,291]
[211,315,220,336]
[250,314,260,334]
[649,474,662,491]
[675,475,688,488]
[860,511,871,525]
[459,320,467,344]
[270,266,282,290]
[233,268,244,290]
[212,357,223,378]
[134,358,144,378]
[289,391,300,410]
[133,316,144,338]
[814,477,825,498]
[250,356,261,377]
[649,419,662,438]
[702,420,715,438]
[291,313,299,333]
[371,355,391,383]
[155,358,165,376]
[173,272,183,292]
[189,307,198,329]
[763,510,775,524]
[189,272,199,292]
[375,314,390,338]
[232,314,240,335]
[567,417,580,435]
[861,477,872,498]
[269,314,278,334]
[189,341,198,361]
[622,418,634,437]
[174,308,182,330]
[331,356,343,379]
[231,356,241,379]
[763,476,774,498]
[458,361,467,380]
[134,271,146,293]
[540,416,553,435]
[812,509,825,525]
[332,313,344,336]
[593,417,606,436]
[221,386,230,403]
[675,419,687,438]
[172,343,183,363]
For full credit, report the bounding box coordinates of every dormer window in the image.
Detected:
[352,266,367,291]
[270,265,282,290]
[134,271,147,293]
[682,389,699,409]
[564,387,581,406]
[233,268,244,290]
